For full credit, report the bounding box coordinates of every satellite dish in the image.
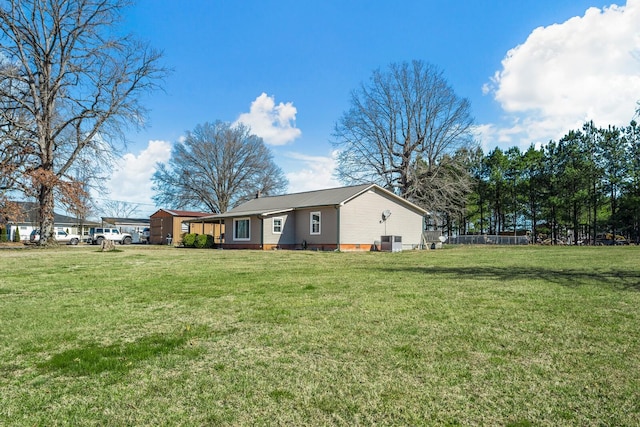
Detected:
[382,210,392,221]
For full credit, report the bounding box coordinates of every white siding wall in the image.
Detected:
[9,225,34,242]
[340,189,424,248]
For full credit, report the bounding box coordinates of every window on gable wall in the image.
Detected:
[273,217,282,234]
[310,212,321,235]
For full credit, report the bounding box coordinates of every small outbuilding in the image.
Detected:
[185,184,428,251]
[149,209,219,245]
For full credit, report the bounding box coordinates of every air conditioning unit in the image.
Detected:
[380,235,402,252]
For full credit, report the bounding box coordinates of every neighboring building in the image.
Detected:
[1,201,99,242]
[101,217,150,243]
[185,184,428,251]
[149,209,218,245]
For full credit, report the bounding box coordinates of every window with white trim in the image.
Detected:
[233,218,250,241]
[310,211,321,235]
[272,217,283,234]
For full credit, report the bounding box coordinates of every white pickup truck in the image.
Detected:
[30,229,81,245]
[86,227,133,245]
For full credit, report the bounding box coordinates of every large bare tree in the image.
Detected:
[333,60,475,214]
[152,121,288,214]
[0,0,166,245]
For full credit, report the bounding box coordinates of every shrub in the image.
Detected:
[182,233,196,248]
[0,227,7,242]
[194,234,214,249]
[13,228,20,242]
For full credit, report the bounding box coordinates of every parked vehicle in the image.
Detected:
[29,229,81,245]
[141,227,150,244]
[86,227,132,245]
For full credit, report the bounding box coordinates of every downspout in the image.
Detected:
[260,217,264,250]
[336,204,342,251]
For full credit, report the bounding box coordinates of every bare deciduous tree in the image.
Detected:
[152,121,288,213]
[333,60,475,214]
[413,147,478,231]
[100,200,141,218]
[0,0,167,245]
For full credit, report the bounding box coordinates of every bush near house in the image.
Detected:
[194,234,214,249]
[182,233,196,248]
[0,227,7,242]
[13,228,20,242]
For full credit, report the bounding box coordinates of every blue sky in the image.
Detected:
[103,0,640,215]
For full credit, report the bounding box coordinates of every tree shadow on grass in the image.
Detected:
[380,265,640,292]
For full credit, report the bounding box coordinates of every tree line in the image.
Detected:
[450,120,640,244]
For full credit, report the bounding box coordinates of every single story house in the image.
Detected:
[149,209,219,245]
[184,184,428,251]
[2,201,99,242]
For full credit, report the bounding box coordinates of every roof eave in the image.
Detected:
[259,208,295,217]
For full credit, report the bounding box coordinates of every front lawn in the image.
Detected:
[1,245,638,425]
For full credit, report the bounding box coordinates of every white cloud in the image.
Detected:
[284,151,341,193]
[235,93,302,145]
[102,140,172,213]
[484,0,640,148]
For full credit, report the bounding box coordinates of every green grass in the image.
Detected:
[1,245,639,425]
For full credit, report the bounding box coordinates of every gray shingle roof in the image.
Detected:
[187,184,427,221]
[228,184,373,215]
[155,209,214,217]
[7,201,99,226]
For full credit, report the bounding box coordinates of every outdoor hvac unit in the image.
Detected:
[380,235,402,252]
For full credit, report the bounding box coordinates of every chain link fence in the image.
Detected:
[448,235,530,245]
